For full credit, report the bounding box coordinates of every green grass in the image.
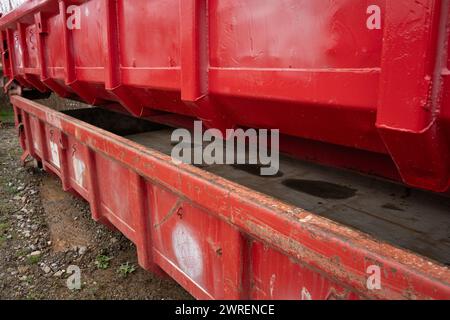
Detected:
[95,255,112,270]
[0,234,6,246]
[0,106,14,124]
[27,254,42,265]
[0,222,9,233]
[25,292,40,300]
[0,177,18,195]
[15,248,28,258]
[117,262,136,278]
[5,186,18,195]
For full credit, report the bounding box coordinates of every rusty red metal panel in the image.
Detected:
[9,96,450,300]
[1,0,450,193]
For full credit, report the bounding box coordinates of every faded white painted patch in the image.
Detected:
[49,141,60,168]
[85,6,89,17]
[270,274,276,298]
[172,223,203,280]
[301,287,312,300]
[45,114,61,128]
[33,139,39,151]
[299,215,313,223]
[17,44,23,65]
[72,156,85,186]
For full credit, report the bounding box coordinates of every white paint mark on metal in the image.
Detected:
[301,287,312,300]
[172,223,203,280]
[45,114,61,128]
[299,215,313,223]
[18,45,23,63]
[72,156,85,186]
[33,139,39,151]
[270,274,276,298]
[366,5,382,30]
[49,141,60,168]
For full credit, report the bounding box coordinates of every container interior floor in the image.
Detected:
[63,108,450,266]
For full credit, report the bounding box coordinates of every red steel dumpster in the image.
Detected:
[1,0,450,193]
[1,0,450,300]
[9,95,450,300]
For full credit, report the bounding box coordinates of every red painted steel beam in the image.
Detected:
[180,0,233,133]
[377,0,450,192]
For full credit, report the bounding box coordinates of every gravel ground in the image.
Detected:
[0,119,193,300]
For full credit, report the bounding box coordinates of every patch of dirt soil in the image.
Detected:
[40,176,94,252]
[0,124,193,300]
[36,93,92,111]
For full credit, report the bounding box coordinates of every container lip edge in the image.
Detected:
[0,0,54,29]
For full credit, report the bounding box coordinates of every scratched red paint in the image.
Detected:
[1,0,450,192]
[1,0,450,300]
[10,96,450,300]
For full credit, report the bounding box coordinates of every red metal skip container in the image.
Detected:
[2,1,450,301]
[1,0,450,192]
